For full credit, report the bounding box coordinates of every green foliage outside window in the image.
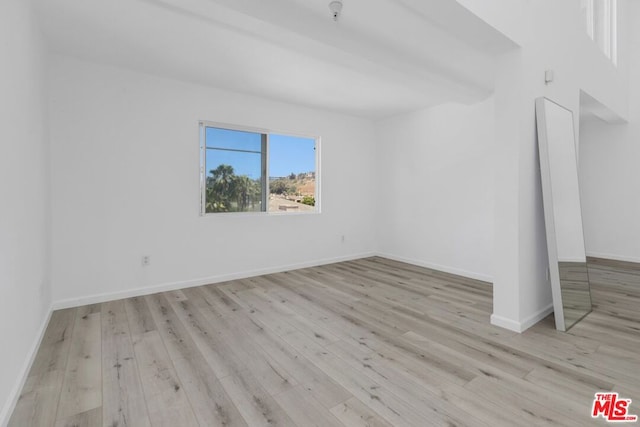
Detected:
[206,164,261,213]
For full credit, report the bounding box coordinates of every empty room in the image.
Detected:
[2,0,640,426]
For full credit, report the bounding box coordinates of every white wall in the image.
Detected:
[580,119,639,262]
[49,55,377,305]
[579,1,640,262]
[464,0,630,332]
[375,99,494,282]
[0,0,51,423]
[373,0,632,333]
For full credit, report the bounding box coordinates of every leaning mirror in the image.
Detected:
[536,97,592,331]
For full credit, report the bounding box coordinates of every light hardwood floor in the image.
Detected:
[8,257,640,426]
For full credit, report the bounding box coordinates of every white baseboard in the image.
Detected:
[376,252,493,284]
[520,303,554,331]
[52,252,494,311]
[586,251,640,264]
[0,305,53,427]
[52,252,376,310]
[490,314,522,332]
[490,303,553,333]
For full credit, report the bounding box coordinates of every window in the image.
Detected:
[581,0,617,64]
[200,122,319,214]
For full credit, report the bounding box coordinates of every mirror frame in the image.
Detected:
[535,97,592,332]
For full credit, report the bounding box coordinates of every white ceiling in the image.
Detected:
[35,0,516,119]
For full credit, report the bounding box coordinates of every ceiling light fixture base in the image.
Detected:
[329,1,343,22]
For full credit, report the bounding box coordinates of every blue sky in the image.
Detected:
[205,127,316,179]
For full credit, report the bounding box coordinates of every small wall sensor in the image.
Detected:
[545,70,554,84]
[329,1,343,21]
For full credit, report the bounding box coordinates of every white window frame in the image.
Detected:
[582,0,617,65]
[199,121,321,216]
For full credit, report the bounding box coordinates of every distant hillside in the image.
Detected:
[270,172,315,196]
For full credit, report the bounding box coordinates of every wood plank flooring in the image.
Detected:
[8,256,640,426]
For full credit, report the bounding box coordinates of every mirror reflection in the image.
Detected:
[536,97,592,331]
